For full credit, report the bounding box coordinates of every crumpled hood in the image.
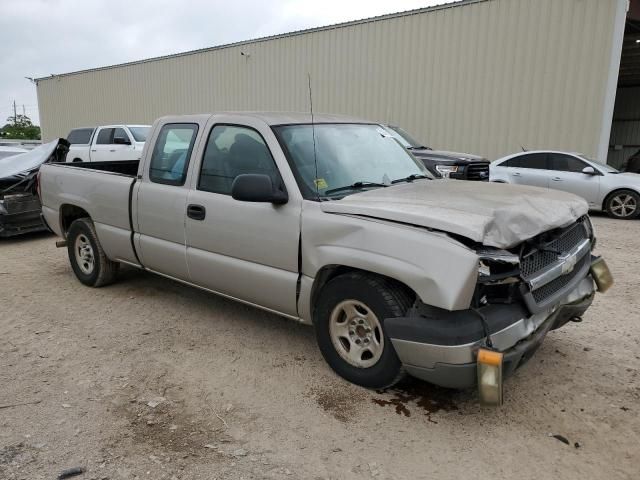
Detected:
[320,180,588,249]
[0,139,62,180]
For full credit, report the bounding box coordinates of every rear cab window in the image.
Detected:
[148,123,199,186]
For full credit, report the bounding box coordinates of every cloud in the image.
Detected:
[0,0,451,126]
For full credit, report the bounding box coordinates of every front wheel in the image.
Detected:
[314,272,413,389]
[605,190,640,219]
[66,218,119,287]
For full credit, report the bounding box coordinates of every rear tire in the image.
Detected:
[67,218,119,287]
[314,272,413,389]
[605,189,640,219]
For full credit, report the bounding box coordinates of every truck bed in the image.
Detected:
[61,160,140,177]
[39,160,140,265]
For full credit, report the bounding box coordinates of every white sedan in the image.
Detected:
[490,151,640,220]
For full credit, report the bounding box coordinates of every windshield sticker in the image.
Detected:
[314,178,328,189]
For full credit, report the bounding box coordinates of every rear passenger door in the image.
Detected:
[91,127,114,162]
[185,119,301,317]
[134,122,201,280]
[547,153,600,207]
[504,153,550,188]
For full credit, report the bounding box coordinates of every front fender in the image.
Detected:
[301,202,479,314]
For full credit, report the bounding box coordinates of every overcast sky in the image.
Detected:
[0,0,455,126]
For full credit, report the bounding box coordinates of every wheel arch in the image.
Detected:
[59,204,91,238]
[309,265,417,323]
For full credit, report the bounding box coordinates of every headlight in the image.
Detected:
[583,216,596,248]
[435,165,459,178]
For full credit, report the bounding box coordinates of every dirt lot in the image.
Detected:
[1,214,639,480]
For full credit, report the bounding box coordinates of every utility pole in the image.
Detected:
[13,100,17,125]
[22,105,25,117]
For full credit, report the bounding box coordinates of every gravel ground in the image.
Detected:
[1,214,638,480]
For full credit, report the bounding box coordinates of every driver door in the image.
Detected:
[184,117,301,317]
[547,153,600,207]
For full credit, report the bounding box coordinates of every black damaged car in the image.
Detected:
[382,124,490,181]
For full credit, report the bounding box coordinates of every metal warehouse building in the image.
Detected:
[36,0,640,167]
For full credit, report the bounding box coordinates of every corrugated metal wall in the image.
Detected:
[609,86,640,168]
[37,0,619,161]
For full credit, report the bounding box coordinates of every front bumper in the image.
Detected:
[385,275,596,389]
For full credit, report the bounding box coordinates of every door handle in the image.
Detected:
[187,204,206,221]
[109,149,116,152]
[552,177,562,182]
[91,149,97,152]
[512,172,521,176]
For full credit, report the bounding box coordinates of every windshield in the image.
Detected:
[274,123,430,199]
[384,125,428,149]
[129,126,150,142]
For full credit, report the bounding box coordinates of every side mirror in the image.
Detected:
[582,166,596,175]
[231,174,288,204]
[113,136,131,145]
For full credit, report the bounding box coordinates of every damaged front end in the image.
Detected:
[385,215,611,400]
[0,139,69,238]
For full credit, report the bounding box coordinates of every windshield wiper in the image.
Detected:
[391,174,430,184]
[324,181,388,196]
[407,146,432,151]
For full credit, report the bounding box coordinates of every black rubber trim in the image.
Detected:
[384,302,528,346]
[127,179,142,266]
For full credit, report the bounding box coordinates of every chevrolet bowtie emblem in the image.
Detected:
[559,252,578,275]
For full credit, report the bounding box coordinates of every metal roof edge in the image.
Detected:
[35,0,487,82]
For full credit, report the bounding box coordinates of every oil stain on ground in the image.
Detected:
[372,379,462,423]
[307,383,367,422]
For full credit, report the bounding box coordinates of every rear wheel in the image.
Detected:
[67,218,119,287]
[605,190,640,219]
[314,272,413,389]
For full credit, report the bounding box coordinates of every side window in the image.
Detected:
[113,128,130,145]
[198,125,280,195]
[96,128,113,145]
[67,128,94,144]
[548,154,587,173]
[517,153,548,169]
[149,123,199,186]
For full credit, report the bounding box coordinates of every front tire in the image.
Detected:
[314,272,413,389]
[67,218,119,287]
[605,190,640,219]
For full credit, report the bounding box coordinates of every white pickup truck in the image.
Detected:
[39,112,612,404]
[66,125,150,163]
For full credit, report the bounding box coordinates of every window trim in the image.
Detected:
[95,127,115,145]
[148,122,199,187]
[196,123,285,196]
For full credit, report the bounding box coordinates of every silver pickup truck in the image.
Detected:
[39,113,612,404]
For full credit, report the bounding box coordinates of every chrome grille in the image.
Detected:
[520,219,588,278]
[520,217,592,312]
[531,254,590,303]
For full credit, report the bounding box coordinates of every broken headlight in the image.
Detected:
[474,247,522,306]
[476,247,520,281]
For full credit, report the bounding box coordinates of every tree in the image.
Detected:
[0,114,41,140]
